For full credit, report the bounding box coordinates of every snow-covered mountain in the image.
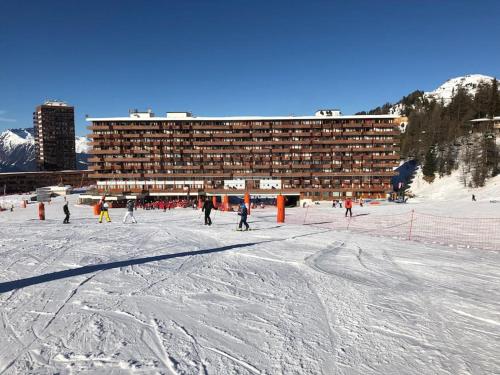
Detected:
[425,74,494,104]
[390,74,496,116]
[0,128,90,172]
[75,136,90,153]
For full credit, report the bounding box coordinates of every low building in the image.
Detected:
[86,109,403,201]
[470,117,500,136]
[0,170,89,194]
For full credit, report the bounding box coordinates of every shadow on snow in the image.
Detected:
[0,242,264,294]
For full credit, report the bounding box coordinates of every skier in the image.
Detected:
[338,200,342,208]
[98,198,111,223]
[345,197,353,217]
[472,194,476,201]
[202,197,213,226]
[123,199,137,223]
[359,198,364,207]
[332,200,336,208]
[237,203,250,231]
[63,201,70,224]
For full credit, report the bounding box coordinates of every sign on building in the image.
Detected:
[36,187,52,202]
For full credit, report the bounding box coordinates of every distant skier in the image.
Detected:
[63,202,70,224]
[472,194,476,201]
[123,199,137,223]
[345,198,353,217]
[98,199,111,223]
[359,198,364,207]
[237,203,250,231]
[338,200,342,208]
[332,200,336,208]
[202,197,213,226]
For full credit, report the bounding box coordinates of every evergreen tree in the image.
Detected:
[422,147,437,181]
[488,78,500,116]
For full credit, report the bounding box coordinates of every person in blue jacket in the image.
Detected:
[237,203,250,231]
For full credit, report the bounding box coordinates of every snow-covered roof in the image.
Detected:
[86,114,400,122]
[470,117,500,122]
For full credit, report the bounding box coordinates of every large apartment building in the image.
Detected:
[86,109,402,201]
[34,100,76,171]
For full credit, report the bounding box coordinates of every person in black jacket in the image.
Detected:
[63,202,70,224]
[237,203,250,231]
[202,197,213,225]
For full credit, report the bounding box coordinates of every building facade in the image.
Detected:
[86,110,402,200]
[34,101,76,171]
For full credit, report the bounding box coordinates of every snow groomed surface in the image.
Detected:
[0,197,499,374]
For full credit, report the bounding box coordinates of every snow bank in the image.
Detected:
[409,167,500,201]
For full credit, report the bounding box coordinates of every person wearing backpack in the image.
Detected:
[237,203,250,231]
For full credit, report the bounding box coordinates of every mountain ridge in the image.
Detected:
[0,128,89,172]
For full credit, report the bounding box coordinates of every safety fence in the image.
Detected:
[284,208,500,251]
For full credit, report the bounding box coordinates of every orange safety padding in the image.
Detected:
[38,202,45,221]
[277,195,285,223]
[244,192,251,215]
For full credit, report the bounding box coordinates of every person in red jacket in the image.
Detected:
[345,198,353,217]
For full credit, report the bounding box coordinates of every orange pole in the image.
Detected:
[277,195,285,223]
[244,192,251,215]
[212,196,218,209]
[223,195,229,211]
[38,202,45,221]
[198,197,203,209]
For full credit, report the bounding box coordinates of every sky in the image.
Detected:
[1,0,500,135]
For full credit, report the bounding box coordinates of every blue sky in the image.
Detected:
[1,0,499,135]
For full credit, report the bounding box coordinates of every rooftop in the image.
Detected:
[86,110,400,122]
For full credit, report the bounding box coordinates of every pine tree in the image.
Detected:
[422,147,437,182]
[489,78,500,116]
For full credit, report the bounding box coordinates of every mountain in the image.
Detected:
[389,74,496,118]
[0,128,90,172]
[425,74,494,104]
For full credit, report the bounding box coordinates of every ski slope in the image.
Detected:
[0,197,499,374]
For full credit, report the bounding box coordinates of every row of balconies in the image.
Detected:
[88,131,399,146]
[88,122,398,131]
[88,170,397,179]
[90,145,400,156]
[88,132,399,142]
[88,154,399,164]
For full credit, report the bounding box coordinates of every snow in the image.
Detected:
[0,129,33,152]
[425,74,494,104]
[390,74,497,117]
[0,195,499,373]
[75,136,90,153]
[409,167,500,202]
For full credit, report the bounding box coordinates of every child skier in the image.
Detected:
[237,203,250,231]
[63,202,70,224]
[123,199,137,223]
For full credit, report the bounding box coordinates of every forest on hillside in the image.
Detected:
[360,80,500,187]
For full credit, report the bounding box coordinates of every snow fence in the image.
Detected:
[285,208,500,251]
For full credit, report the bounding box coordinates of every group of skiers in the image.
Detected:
[61,195,359,226]
[200,197,249,230]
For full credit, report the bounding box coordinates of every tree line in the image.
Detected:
[360,79,500,187]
